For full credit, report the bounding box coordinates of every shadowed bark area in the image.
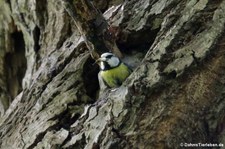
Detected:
[0,0,225,149]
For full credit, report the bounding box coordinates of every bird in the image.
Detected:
[96,52,132,88]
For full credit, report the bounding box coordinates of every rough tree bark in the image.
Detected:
[0,0,225,149]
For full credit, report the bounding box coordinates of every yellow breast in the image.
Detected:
[100,63,131,88]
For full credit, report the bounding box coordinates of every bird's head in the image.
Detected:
[96,53,121,70]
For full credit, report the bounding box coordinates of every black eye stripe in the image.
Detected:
[105,55,113,59]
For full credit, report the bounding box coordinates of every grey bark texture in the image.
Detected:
[0,0,225,149]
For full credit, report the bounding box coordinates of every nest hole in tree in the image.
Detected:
[115,27,160,70]
[4,31,27,100]
[117,26,160,51]
[82,56,100,101]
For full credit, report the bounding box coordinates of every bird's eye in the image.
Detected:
[105,55,113,59]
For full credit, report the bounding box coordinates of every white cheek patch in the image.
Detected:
[108,57,120,67]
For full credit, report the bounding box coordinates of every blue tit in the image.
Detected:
[96,52,132,88]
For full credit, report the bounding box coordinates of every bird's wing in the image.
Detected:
[115,77,122,86]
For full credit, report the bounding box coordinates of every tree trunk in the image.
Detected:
[0,0,225,148]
